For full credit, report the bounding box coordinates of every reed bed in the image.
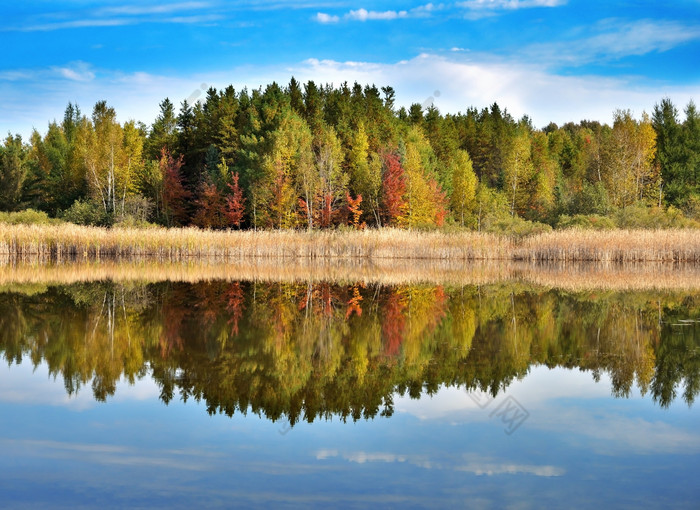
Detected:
[1,223,700,264]
[517,229,700,262]
[2,259,700,291]
[0,223,511,261]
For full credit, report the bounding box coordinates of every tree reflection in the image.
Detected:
[1,281,698,423]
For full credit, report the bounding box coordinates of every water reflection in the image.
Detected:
[1,281,698,427]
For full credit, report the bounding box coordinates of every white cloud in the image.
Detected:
[5,2,220,32]
[164,14,222,24]
[458,0,566,9]
[13,18,134,32]
[52,61,96,82]
[524,19,700,67]
[346,8,409,21]
[98,2,212,16]
[457,0,565,19]
[314,12,340,23]
[3,52,700,140]
[313,3,442,24]
[293,53,700,126]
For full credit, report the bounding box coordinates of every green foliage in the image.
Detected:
[61,199,112,226]
[556,214,616,230]
[0,135,28,211]
[114,195,155,228]
[4,85,700,231]
[613,204,699,229]
[0,209,62,225]
[483,214,552,238]
[568,181,611,216]
[449,150,478,227]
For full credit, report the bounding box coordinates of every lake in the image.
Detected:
[1,270,699,508]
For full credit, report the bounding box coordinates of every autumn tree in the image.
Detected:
[264,108,312,229]
[503,129,533,217]
[526,131,557,221]
[193,180,227,228]
[160,149,190,226]
[603,110,656,208]
[381,151,407,226]
[449,150,478,227]
[314,125,348,227]
[75,101,144,217]
[346,192,364,229]
[348,123,382,226]
[401,126,447,227]
[225,171,246,228]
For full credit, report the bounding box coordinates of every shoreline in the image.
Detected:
[2,223,700,263]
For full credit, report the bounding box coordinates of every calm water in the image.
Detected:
[1,279,699,509]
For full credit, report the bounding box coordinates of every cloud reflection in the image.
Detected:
[316,449,564,477]
[0,361,159,410]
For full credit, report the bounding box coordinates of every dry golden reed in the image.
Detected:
[0,224,510,261]
[517,229,700,262]
[1,223,700,264]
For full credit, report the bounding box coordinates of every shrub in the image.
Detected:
[483,214,552,238]
[0,209,62,225]
[114,195,156,228]
[569,182,611,216]
[614,204,699,229]
[556,214,616,230]
[681,195,700,221]
[61,200,112,226]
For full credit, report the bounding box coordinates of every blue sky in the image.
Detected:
[2,1,700,138]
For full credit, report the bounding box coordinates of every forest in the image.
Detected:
[1,79,699,233]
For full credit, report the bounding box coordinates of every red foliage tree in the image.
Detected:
[380,152,407,226]
[318,193,334,228]
[225,172,246,228]
[193,181,228,229]
[428,178,448,227]
[160,148,190,226]
[346,192,365,229]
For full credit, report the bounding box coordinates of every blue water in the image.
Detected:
[2,362,697,509]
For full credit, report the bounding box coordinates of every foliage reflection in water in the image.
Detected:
[1,280,698,428]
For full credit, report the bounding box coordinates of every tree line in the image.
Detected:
[1,79,699,230]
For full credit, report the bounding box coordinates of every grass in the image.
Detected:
[1,222,700,263]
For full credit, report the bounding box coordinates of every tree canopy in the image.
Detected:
[3,81,699,230]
